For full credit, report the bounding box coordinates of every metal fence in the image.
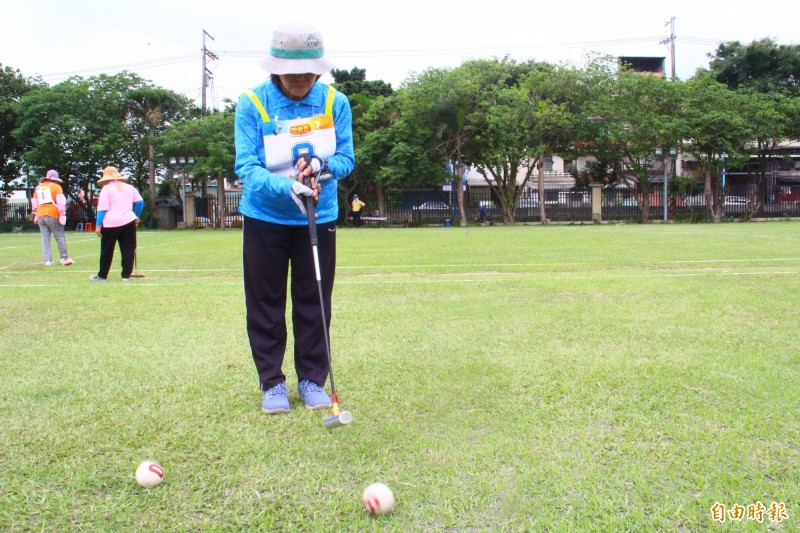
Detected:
[606,185,800,222]
[193,195,244,228]
[0,201,31,224]
[372,185,800,224]
[375,187,594,224]
[150,186,800,224]
[0,200,94,230]
[5,184,799,230]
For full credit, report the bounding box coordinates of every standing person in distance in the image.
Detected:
[89,166,144,282]
[351,194,366,228]
[32,169,74,266]
[234,24,355,414]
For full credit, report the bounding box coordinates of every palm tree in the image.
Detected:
[127,87,192,224]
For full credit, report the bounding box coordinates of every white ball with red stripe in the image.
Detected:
[135,460,164,487]
[362,482,394,515]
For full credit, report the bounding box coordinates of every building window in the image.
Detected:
[543,155,553,172]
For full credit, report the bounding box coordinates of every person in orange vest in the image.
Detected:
[31,170,73,266]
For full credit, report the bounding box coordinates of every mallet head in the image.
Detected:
[323,410,353,430]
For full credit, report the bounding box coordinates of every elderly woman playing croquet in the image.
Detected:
[89,166,144,282]
[234,24,355,414]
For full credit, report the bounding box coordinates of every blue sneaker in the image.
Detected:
[261,383,290,414]
[297,380,331,410]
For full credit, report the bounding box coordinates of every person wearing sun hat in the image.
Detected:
[31,169,74,266]
[89,166,144,281]
[234,24,355,415]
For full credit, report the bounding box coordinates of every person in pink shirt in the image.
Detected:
[89,166,144,281]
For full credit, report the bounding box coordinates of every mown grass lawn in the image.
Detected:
[1,222,798,531]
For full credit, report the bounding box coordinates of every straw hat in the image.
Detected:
[43,169,62,183]
[98,166,127,184]
[259,24,334,75]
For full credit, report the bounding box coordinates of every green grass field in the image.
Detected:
[1,222,798,531]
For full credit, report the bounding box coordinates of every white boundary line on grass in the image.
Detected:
[0,268,240,274]
[652,257,800,264]
[336,269,799,284]
[4,256,797,275]
[338,262,587,269]
[4,258,798,271]
[345,257,800,269]
[0,278,240,288]
[7,267,798,288]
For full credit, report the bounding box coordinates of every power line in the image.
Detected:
[216,34,727,62]
[680,36,723,45]
[217,36,669,60]
[39,54,198,80]
[37,33,727,82]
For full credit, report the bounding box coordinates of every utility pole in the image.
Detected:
[659,17,676,80]
[659,17,679,213]
[201,29,218,112]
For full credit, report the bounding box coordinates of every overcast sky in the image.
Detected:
[2,0,797,109]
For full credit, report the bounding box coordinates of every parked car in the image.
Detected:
[724,195,750,205]
[413,201,449,210]
[618,197,639,207]
[684,194,706,206]
[684,195,752,208]
[477,200,496,209]
[515,198,539,209]
[194,214,243,228]
[722,195,755,213]
[225,214,243,227]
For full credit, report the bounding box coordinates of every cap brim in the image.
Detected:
[259,56,334,75]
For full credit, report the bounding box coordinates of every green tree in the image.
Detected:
[399,65,476,225]
[13,74,133,206]
[127,86,194,223]
[355,93,418,216]
[706,39,800,211]
[568,59,624,190]
[0,65,38,197]
[708,38,800,97]
[397,58,559,225]
[458,59,545,224]
[680,73,754,221]
[156,110,235,227]
[578,68,682,222]
[14,72,191,217]
[356,82,451,222]
[331,67,393,99]
[518,64,584,223]
[331,68,394,223]
[739,91,798,212]
[456,59,569,224]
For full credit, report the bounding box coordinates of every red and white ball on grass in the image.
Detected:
[362,483,394,515]
[135,460,164,487]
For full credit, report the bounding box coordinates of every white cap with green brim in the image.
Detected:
[259,24,334,75]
